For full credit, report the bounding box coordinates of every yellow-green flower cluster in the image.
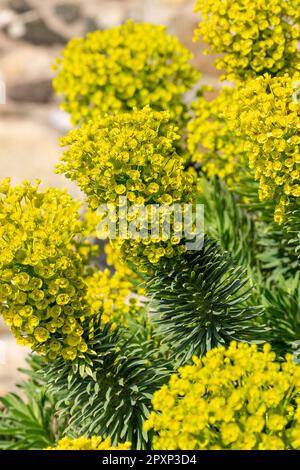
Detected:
[145,342,300,450]
[0,179,93,361]
[194,0,300,81]
[81,210,145,323]
[53,20,200,126]
[227,73,300,224]
[58,107,196,270]
[85,268,141,327]
[48,436,130,450]
[187,87,247,186]
[105,241,140,282]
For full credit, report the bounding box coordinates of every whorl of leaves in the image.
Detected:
[147,237,265,360]
[44,323,172,450]
[263,275,300,359]
[0,356,62,450]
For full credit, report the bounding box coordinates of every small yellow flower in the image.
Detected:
[268,414,287,431]
[34,327,50,343]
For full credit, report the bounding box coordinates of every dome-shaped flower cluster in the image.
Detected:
[145,342,300,450]
[0,179,95,361]
[187,87,247,186]
[53,20,200,126]
[104,241,140,281]
[57,107,197,270]
[194,0,300,81]
[49,436,130,450]
[227,73,300,224]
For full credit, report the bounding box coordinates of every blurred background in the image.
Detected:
[0,0,219,394]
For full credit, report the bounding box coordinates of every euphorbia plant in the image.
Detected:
[0,0,299,450]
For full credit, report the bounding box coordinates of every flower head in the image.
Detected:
[58,107,197,270]
[226,73,300,223]
[54,20,200,126]
[0,180,95,360]
[145,342,300,450]
[194,0,300,81]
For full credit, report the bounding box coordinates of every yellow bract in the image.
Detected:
[145,342,300,450]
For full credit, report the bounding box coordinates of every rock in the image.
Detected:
[0,333,29,395]
[54,2,81,24]
[8,78,53,103]
[21,16,67,45]
[0,9,15,29]
[0,45,56,88]
[0,117,82,198]
[5,18,26,38]
[94,1,127,29]
[85,16,100,33]
[0,318,8,335]
[49,108,72,134]
[7,0,32,14]
[0,79,5,105]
